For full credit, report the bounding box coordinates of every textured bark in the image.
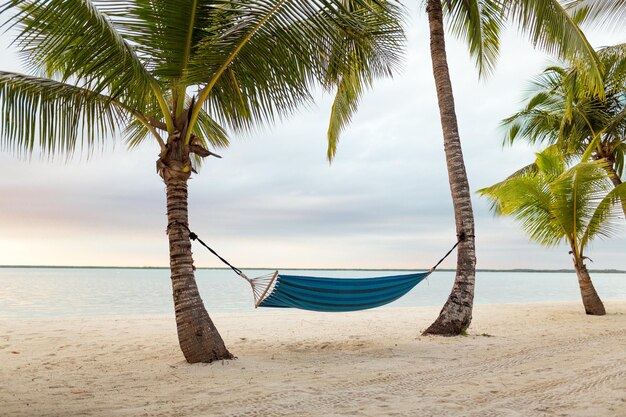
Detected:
[160,137,234,363]
[422,0,476,336]
[573,257,606,316]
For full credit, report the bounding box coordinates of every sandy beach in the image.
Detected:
[2,301,625,417]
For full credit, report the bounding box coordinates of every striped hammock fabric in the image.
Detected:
[182,223,457,313]
[251,271,430,312]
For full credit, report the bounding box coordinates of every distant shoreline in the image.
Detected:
[1,265,625,273]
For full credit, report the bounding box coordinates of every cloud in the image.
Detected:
[0,10,625,270]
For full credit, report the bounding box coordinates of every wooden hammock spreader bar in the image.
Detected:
[255,270,279,308]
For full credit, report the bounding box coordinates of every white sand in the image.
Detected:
[2,301,625,417]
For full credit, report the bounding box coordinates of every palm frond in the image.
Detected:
[478,160,541,212]
[125,94,228,150]
[503,50,626,171]
[550,160,609,239]
[326,65,364,161]
[324,0,405,160]
[580,181,626,252]
[198,26,315,133]
[501,105,562,146]
[480,172,565,246]
[443,0,506,76]
[1,0,406,161]
[565,0,626,32]
[480,141,624,259]
[194,106,229,149]
[501,68,570,145]
[124,118,151,150]
[99,0,226,116]
[535,145,567,178]
[182,0,334,136]
[0,71,127,157]
[507,0,602,95]
[185,0,404,142]
[613,142,626,179]
[1,0,154,111]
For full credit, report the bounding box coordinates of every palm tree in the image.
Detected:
[325,0,606,335]
[420,0,611,335]
[502,44,626,215]
[0,0,404,363]
[479,148,626,315]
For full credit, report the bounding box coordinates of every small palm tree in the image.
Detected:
[479,148,626,315]
[502,44,626,214]
[0,0,404,362]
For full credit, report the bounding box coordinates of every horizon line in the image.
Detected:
[1,265,625,274]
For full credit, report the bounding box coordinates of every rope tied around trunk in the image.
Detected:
[428,231,471,273]
[168,221,249,281]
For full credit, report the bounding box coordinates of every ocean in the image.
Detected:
[1,268,625,319]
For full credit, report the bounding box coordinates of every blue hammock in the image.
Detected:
[185,225,460,313]
[255,271,430,312]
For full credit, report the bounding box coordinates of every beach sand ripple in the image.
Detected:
[1,302,625,416]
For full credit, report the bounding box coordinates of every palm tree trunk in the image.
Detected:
[573,257,606,316]
[422,0,476,336]
[159,139,233,363]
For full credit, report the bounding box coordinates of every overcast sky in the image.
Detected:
[1,7,625,270]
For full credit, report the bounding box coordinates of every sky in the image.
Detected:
[0,7,625,270]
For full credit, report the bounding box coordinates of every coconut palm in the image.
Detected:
[502,44,626,215]
[419,0,614,335]
[0,0,404,363]
[326,0,605,335]
[479,148,626,315]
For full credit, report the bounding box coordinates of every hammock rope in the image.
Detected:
[175,221,465,311]
[172,222,250,280]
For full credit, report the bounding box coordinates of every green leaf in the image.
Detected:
[479,148,624,257]
[443,0,506,76]
[187,0,404,142]
[0,0,406,163]
[580,181,626,252]
[0,71,126,157]
[326,65,364,161]
[565,0,626,33]
[507,0,603,95]
[2,0,154,111]
[503,48,626,177]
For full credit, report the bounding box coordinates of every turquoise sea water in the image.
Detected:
[0,268,625,319]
